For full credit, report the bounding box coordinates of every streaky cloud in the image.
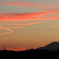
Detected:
[8,22,44,25]
[0,26,23,35]
[0,2,58,8]
[53,25,59,27]
[0,10,59,21]
[0,26,13,35]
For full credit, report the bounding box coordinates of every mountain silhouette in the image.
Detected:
[0,42,59,59]
[37,41,59,51]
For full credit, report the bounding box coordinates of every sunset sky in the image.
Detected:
[0,0,59,51]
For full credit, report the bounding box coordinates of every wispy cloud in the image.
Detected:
[8,26,23,29]
[54,21,59,22]
[8,22,44,25]
[0,21,43,35]
[0,9,59,35]
[0,26,13,35]
[53,25,59,27]
[0,2,58,8]
[0,26,23,35]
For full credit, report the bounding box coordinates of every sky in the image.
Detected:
[0,0,59,51]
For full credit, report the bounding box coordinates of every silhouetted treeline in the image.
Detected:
[0,49,59,59]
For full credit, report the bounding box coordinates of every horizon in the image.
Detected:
[0,0,59,51]
[0,41,59,51]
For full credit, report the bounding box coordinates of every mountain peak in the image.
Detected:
[48,41,59,45]
[52,41,59,43]
[37,41,59,51]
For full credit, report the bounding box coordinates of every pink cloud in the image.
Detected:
[0,2,58,8]
[9,2,53,8]
[0,2,8,5]
[7,47,29,51]
[0,12,47,21]
[0,10,59,21]
[9,2,59,8]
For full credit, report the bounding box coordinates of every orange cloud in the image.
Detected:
[0,10,59,21]
[43,10,59,14]
[0,28,13,35]
[0,26,13,35]
[0,21,43,35]
[0,16,59,21]
[0,12,47,21]
[8,22,44,25]
[7,47,29,51]
[8,26,23,29]
[0,26,23,35]
[0,10,59,35]
[9,2,39,7]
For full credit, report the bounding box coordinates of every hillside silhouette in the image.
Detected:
[0,41,59,59]
[37,41,59,51]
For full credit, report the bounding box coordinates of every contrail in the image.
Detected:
[0,26,13,35]
[0,25,23,35]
